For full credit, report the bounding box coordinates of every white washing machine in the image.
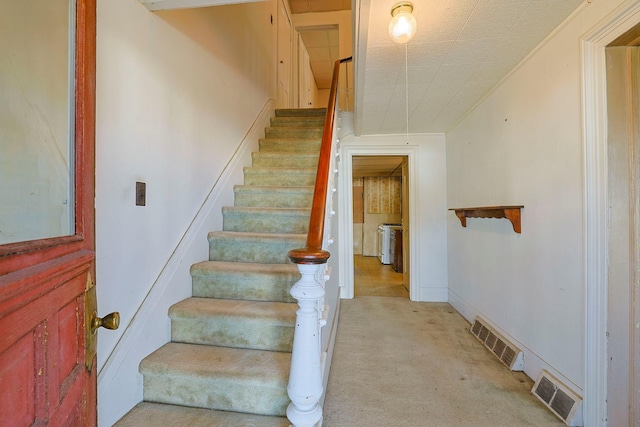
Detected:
[378,223,401,264]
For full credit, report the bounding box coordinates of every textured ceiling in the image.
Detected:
[356,0,585,135]
[299,29,340,89]
[289,0,348,89]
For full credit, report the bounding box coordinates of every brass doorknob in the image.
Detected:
[91,312,120,334]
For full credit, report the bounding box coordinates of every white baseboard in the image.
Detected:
[448,289,583,396]
[97,100,275,427]
[419,286,448,302]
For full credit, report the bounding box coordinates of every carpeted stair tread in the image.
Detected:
[190,261,298,302]
[250,152,319,168]
[243,167,317,187]
[243,166,317,175]
[233,185,314,208]
[140,343,290,416]
[170,297,296,351]
[265,126,323,139]
[275,107,326,117]
[114,402,289,427]
[258,139,322,153]
[222,206,310,234]
[270,116,324,127]
[208,231,306,264]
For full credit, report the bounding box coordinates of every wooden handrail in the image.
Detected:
[288,56,352,265]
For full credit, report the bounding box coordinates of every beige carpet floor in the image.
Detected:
[322,297,564,426]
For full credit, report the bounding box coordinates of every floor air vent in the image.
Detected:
[532,370,583,426]
[470,317,523,371]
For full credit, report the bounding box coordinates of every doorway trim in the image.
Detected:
[337,143,420,301]
[581,1,640,424]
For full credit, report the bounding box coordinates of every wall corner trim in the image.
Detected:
[581,2,640,425]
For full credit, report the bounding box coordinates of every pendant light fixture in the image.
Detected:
[388,2,417,44]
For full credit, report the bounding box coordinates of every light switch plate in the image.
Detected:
[136,182,146,206]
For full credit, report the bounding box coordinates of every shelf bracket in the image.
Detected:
[449,205,524,233]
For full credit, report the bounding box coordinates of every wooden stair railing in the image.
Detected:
[286,56,352,427]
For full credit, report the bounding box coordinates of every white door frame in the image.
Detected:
[581,1,640,424]
[338,143,420,301]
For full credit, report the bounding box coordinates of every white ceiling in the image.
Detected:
[299,29,340,89]
[355,0,585,135]
[143,0,586,137]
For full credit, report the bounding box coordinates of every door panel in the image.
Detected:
[0,255,96,425]
[0,0,97,425]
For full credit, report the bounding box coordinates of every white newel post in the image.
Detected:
[287,263,326,427]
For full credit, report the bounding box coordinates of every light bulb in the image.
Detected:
[388,3,416,44]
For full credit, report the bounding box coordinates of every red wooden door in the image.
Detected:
[0,0,97,425]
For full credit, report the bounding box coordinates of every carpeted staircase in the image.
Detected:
[115,108,326,426]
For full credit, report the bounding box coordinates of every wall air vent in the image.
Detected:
[469,317,523,371]
[532,370,583,426]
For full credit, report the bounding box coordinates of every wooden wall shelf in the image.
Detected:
[449,205,524,233]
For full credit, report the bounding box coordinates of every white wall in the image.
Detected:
[338,131,448,302]
[94,0,276,424]
[445,0,630,395]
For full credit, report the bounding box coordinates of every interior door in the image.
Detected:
[277,0,292,109]
[0,0,100,425]
[298,36,313,108]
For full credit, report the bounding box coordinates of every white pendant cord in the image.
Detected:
[405,42,409,142]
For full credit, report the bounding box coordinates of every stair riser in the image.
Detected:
[265,127,323,139]
[223,213,310,234]
[142,376,289,417]
[114,403,290,427]
[243,173,316,187]
[251,154,318,168]
[171,318,294,352]
[275,108,326,117]
[208,235,305,264]
[191,265,298,302]
[234,191,313,208]
[258,140,321,152]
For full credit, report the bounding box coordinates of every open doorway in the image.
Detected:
[352,155,408,297]
[582,5,640,422]
[297,26,338,108]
